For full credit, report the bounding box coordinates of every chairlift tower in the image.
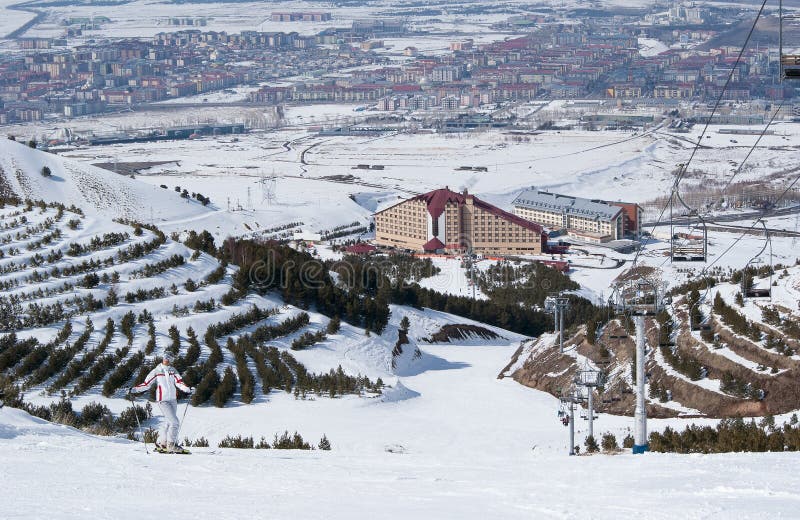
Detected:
[557,385,584,456]
[575,368,607,440]
[467,247,477,300]
[545,294,570,353]
[611,267,666,454]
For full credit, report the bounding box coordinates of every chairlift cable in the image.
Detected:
[688,171,800,315]
[721,100,785,195]
[632,0,770,266]
[675,100,785,256]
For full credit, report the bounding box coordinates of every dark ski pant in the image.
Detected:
[157,399,179,446]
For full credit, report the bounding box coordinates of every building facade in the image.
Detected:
[512,188,642,243]
[375,188,546,255]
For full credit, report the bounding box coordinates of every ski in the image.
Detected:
[153,445,191,455]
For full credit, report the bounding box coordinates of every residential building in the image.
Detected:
[512,188,642,243]
[374,187,546,255]
[271,12,331,22]
[654,83,694,98]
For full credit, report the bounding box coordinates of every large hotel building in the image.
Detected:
[374,187,548,255]
[512,188,642,244]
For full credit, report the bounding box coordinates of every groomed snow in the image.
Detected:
[3,341,800,519]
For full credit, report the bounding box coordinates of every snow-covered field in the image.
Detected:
[4,0,665,43]
[4,341,800,519]
[0,0,35,39]
[31,109,797,219]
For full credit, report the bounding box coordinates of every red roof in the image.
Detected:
[423,237,445,251]
[412,188,544,235]
[412,188,467,219]
[344,243,377,254]
[471,195,544,235]
[392,84,422,92]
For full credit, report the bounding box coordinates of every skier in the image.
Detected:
[129,357,193,453]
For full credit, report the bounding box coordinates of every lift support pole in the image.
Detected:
[633,315,648,454]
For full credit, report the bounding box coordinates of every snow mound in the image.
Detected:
[0,139,211,222]
[380,380,420,402]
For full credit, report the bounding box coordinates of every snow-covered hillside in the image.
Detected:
[0,198,528,427]
[0,139,212,222]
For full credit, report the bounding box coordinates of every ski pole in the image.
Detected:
[129,391,149,455]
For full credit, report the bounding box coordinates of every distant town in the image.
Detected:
[1,3,798,125]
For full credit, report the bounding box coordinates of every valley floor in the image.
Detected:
[3,342,800,519]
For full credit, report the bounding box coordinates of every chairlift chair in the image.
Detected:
[741,220,773,299]
[574,369,607,388]
[669,191,708,263]
[780,9,800,81]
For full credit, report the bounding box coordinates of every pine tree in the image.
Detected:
[326,315,341,334]
[105,286,118,307]
[165,325,181,357]
[400,316,410,332]
[318,434,331,451]
[145,321,156,355]
[585,435,599,453]
[184,278,197,292]
[601,432,618,452]
[586,318,597,344]
[622,433,634,449]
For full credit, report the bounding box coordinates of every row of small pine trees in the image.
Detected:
[582,416,800,455]
[214,431,331,451]
[649,416,800,453]
[578,432,633,455]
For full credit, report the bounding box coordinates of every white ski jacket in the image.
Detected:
[132,365,190,402]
